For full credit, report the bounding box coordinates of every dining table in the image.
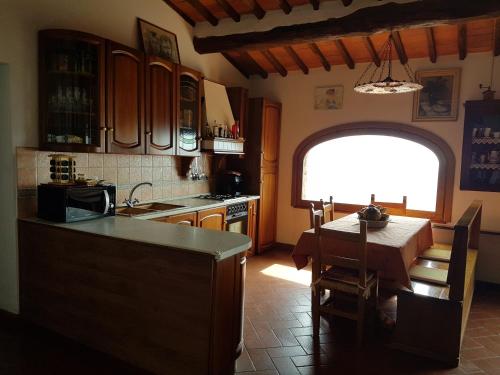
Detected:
[292,213,434,289]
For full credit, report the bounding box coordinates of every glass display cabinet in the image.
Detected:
[39,30,105,152]
[177,66,202,156]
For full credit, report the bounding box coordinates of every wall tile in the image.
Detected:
[103,167,117,184]
[17,168,37,189]
[87,167,103,180]
[163,183,172,199]
[152,184,163,200]
[117,155,130,168]
[37,151,52,168]
[75,167,89,180]
[140,185,153,201]
[88,153,103,168]
[37,168,50,184]
[117,188,130,205]
[103,154,117,168]
[162,156,170,167]
[72,153,88,168]
[141,167,152,182]
[16,148,37,169]
[152,167,163,182]
[141,155,152,167]
[162,167,172,181]
[152,155,163,167]
[130,155,141,167]
[130,167,142,184]
[117,167,130,185]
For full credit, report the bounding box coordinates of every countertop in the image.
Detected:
[21,215,252,261]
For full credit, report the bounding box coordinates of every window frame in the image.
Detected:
[291,122,455,223]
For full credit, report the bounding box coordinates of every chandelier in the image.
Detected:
[354,33,423,94]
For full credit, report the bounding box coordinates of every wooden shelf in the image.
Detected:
[47,70,95,78]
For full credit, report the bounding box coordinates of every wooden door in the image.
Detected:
[247,200,257,255]
[145,56,176,155]
[177,66,202,156]
[106,41,144,154]
[198,207,226,231]
[258,100,281,251]
[153,212,196,226]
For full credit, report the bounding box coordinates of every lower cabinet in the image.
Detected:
[153,212,196,226]
[197,207,227,231]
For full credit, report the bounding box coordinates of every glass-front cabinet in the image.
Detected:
[39,30,106,152]
[177,66,202,156]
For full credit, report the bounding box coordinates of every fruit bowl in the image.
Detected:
[357,204,390,228]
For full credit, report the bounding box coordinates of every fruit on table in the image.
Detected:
[357,204,388,221]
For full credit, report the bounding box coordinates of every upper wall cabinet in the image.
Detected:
[177,66,202,157]
[106,41,145,155]
[39,30,106,153]
[145,56,177,155]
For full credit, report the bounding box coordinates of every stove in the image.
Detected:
[198,193,243,201]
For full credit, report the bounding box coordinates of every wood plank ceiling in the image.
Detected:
[164,0,500,78]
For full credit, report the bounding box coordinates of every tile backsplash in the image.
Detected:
[16,148,213,218]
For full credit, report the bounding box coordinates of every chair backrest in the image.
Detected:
[321,196,334,223]
[309,202,323,229]
[313,215,369,287]
[370,194,407,216]
[447,200,482,302]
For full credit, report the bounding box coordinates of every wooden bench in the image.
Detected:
[391,200,482,367]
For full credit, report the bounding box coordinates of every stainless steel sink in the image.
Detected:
[116,207,157,217]
[136,202,186,211]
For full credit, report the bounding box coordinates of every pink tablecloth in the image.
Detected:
[292,214,433,288]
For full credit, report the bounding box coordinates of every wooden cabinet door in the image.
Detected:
[145,56,176,155]
[198,207,226,231]
[153,212,196,226]
[106,41,144,154]
[247,200,257,255]
[258,100,281,252]
[177,66,202,156]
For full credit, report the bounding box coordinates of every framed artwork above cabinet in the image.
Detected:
[460,100,500,192]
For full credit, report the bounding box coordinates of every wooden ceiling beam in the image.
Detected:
[362,36,380,67]
[458,23,467,60]
[341,0,353,6]
[309,43,331,71]
[185,0,218,26]
[244,0,266,19]
[215,0,240,22]
[334,39,355,69]
[194,0,500,54]
[162,0,195,26]
[391,31,408,65]
[285,46,309,74]
[426,27,437,63]
[310,0,320,10]
[241,52,268,78]
[279,0,292,14]
[222,53,250,79]
[495,19,500,56]
[262,50,288,77]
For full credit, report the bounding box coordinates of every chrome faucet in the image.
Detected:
[124,182,152,207]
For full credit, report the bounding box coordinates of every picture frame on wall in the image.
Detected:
[412,68,461,122]
[460,100,500,192]
[137,18,181,64]
[314,85,344,110]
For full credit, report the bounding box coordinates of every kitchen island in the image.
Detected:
[18,216,251,375]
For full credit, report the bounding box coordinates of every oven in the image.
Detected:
[226,202,248,235]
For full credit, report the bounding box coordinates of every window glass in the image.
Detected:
[302,135,439,212]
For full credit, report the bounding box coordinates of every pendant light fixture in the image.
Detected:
[354,33,423,94]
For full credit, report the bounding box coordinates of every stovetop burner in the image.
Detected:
[198,193,242,201]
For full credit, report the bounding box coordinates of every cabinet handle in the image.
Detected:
[109,128,114,132]
[146,131,152,135]
[100,126,108,131]
[240,256,247,265]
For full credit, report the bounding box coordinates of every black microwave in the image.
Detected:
[37,184,116,222]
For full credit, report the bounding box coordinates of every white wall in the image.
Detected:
[250,53,500,282]
[0,0,248,313]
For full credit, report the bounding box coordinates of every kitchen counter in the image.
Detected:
[21,215,251,261]
[123,195,260,220]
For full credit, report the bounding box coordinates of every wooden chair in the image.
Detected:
[392,200,482,366]
[320,196,334,223]
[309,202,323,228]
[370,194,407,216]
[311,216,378,346]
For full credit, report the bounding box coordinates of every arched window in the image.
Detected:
[292,122,455,222]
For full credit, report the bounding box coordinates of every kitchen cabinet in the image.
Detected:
[153,212,196,226]
[177,66,202,156]
[226,87,248,139]
[38,29,106,153]
[247,199,257,255]
[197,206,226,231]
[244,98,281,253]
[145,56,177,155]
[106,41,145,154]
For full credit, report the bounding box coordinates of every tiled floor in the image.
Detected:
[235,248,500,375]
[0,247,499,374]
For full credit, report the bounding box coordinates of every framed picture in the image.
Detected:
[314,85,344,110]
[412,68,461,121]
[460,100,500,192]
[138,18,180,64]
